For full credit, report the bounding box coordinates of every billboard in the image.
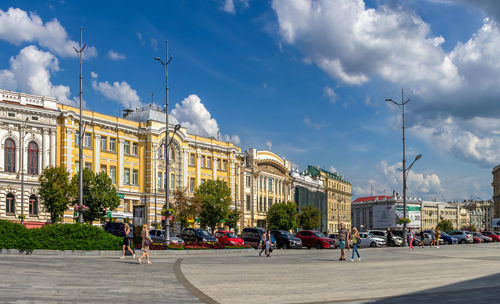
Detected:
[492,218,500,228]
[395,204,421,228]
[373,204,396,228]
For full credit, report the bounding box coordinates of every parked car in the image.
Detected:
[473,232,493,242]
[440,232,458,245]
[448,230,473,244]
[149,229,184,245]
[104,222,129,237]
[241,228,277,249]
[179,228,217,246]
[271,230,302,249]
[215,231,244,247]
[367,230,403,246]
[480,231,500,242]
[357,232,386,247]
[328,234,337,240]
[420,233,444,246]
[295,230,335,249]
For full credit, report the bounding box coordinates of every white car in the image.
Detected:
[357,232,386,247]
[368,230,403,246]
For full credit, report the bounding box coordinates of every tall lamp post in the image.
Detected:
[19,117,28,223]
[155,41,173,243]
[386,89,422,246]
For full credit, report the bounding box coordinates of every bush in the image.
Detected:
[0,220,122,251]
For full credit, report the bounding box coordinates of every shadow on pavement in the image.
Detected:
[362,272,500,304]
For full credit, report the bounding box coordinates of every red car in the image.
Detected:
[295,230,335,249]
[480,231,500,242]
[472,236,482,243]
[215,231,244,247]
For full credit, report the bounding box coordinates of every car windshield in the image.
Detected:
[441,232,449,237]
[226,232,238,238]
[366,233,375,238]
[313,232,326,238]
[281,231,294,238]
[197,230,212,237]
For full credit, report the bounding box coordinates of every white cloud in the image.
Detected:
[108,50,125,60]
[329,166,337,174]
[0,7,97,58]
[271,0,500,166]
[91,78,142,109]
[150,38,158,51]
[303,116,326,130]
[323,86,336,104]
[171,94,239,145]
[0,45,75,105]
[90,71,98,78]
[266,141,273,150]
[221,0,250,14]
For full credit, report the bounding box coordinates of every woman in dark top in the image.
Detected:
[121,223,135,260]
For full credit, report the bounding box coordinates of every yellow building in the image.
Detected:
[306,166,352,233]
[57,104,241,227]
[421,202,469,231]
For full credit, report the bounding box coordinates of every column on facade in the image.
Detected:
[118,139,124,189]
[230,160,235,201]
[50,129,56,167]
[265,176,268,212]
[213,156,217,180]
[196,152,201,186]
[94,134,100,173]
[42,129,49,169]
[183,151,188,189]
[66,129,73,174]
[0,129,4,171]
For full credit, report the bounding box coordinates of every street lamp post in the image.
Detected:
[386,89,422,247]
[20,117,28,223]
[155,40,173,244]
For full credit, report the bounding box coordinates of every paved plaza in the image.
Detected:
[2,244,500,303]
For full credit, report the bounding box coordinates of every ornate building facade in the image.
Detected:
[0,89,58,227]
[240,149,291,228]
[306,166,352,233]
[492,164,500,219]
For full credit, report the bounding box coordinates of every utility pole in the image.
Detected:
[74,27,86,224]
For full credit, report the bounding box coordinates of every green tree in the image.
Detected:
[172,188,201,230]
[71,168,120,223]
[298,205,321,230]
[437,219,454,232]
[39,166,75,223]
[267,201,298,231]
[195,180,231,232]
[226,209,241,232]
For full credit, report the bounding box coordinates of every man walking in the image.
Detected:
[337,223,349,261]
[387,228,393,247]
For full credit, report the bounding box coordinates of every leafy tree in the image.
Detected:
[437,219,454,232]
[39,166,75,223]
[71,168,120,223]
[172,188,201,230]
[226,209,241,232]
[267,201,298,231]
[195,180,232,233]
[298,205,321,230]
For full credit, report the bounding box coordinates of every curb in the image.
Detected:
[0,248,254,256]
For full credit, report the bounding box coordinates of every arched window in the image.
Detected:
[5,138,16,173]
[29,194,38,216]
[169,147,175,161]
[28,141,39,175]
[6,193,15,214]
[170,173,175,189]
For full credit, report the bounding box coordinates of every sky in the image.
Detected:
[0,0,499,201]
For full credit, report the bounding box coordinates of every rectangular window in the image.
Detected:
[75,161,80,173]
[100,137,107,150]
[201,179,206,184]
[74,131,80,147]
[164,172,167,189]
[246,195,251,211]
[189,153,195,166]
[109,166,116,184]
[217,159,222,170]
[157,172,162,189]
[207,157,211,168]
[123,199,130,212]
[222,160,227,171]
[269,178,273,191]
[170,173,175,189]
[132,142,138,155]
[124,168,130,185]
[124,141,130,154]
[100,164,107,173]
[84,133,91,147]
[246,176,251,187]
[200,155,205,168]
[132,169,138,185]
[85,162,91,170]
[109,138,116,152]
[189,177,195,192]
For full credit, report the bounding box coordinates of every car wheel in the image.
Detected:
[285,243,290,249]
[444,240,449,245]
[460,239,466,244]
[307,246,311,249]
[495,239,499,242]
[370,242,376,247]
[316,242,322,249]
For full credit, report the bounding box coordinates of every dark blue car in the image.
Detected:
[439,232,457,245]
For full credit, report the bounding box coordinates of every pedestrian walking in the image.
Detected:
[259,231,267,256]
[337,223,349,261]
[418,230,425,248]
[408,228,414,250]
[138,224,152,264]
[387,228,393,247]
[265,230,272,257]
[121,223,135,260]
[435,227,441,248]
[430,227,436,248]
[351,227,361,262]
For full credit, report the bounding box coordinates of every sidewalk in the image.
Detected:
[0,247,254,256]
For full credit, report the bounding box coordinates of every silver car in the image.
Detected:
[367,230,403,246]
[358,232,386,247]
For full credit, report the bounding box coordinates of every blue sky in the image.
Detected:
[1,0,499,201]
